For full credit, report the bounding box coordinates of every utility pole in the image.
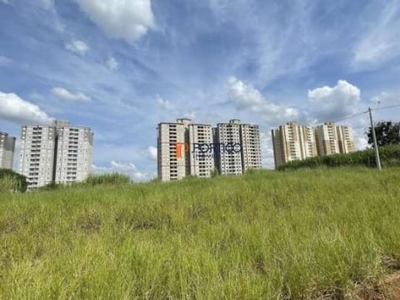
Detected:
[368,107,382,170]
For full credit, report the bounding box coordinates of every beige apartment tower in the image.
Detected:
[271,122,317,168]
[0,131,16,169]
[18,120,93,189]
[314,122,340,156]
[336,125,356,154]
[272,121,356,168]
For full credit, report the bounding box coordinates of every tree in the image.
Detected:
[367,121,400,147]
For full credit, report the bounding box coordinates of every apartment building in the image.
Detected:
[188,123,215,178]
[18,125,56,188]
[157,118,262,181]
[0,131,16,169]
[240,124,262,172]
[315,122,340,156]
[157,119,190,181]
[53,120,93,184]
[214,120,262,175]
[215,119,243,175]
[272,121,356,168]
[271,122,317,168]
[336,125,356,154]
[18,120,93,189]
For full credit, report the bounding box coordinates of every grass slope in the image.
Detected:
[1,168,400,299]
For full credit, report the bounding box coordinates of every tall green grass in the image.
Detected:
[1,168,400,299]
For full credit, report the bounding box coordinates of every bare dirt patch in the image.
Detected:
[354,272,400,300]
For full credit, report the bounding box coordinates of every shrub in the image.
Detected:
[278,145,400,171]
[0,169,28,193]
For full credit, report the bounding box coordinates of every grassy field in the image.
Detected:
[1,167,400,299]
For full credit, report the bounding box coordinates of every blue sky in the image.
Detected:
[1,0,400,179]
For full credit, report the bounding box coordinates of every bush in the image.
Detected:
[278,144,400,171]
[0,169,28,193]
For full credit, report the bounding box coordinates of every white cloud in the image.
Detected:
[368,91,400,124]
[51,87,91,102]
[35,0,54,10]
[0,92,53,124]
[308,80,361,122]
[1,0,11,4]
[228,76,300,126]
[65,40,89,56]
[183,111,196,120]
[0,55,13,66]
[370,91,399,107]
[352,1,400,70]
[156,95,174,111]
[156,95,196,120]
[106,56,119,71]
[259,131,274,169]
[75,0,155,41]
[147,146,157,161]
[92,161,151,181]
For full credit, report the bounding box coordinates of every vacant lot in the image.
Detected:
[1,168,400,299]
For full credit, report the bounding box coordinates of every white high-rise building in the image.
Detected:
[53,120,93,184]
[18,120,93,189]
[215,119,243,175]
[0,131,16,169]
[157,118,263,181]
[18,125,57,189]
[157,119,190,181]
[240,124,262,172]
[188,123,215,178]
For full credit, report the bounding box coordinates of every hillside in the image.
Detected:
[1,168,400,299]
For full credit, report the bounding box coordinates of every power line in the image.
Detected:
[333,111,368,123]
[370,104,400,112]
[314,103,400,126]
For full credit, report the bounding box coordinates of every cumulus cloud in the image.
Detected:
[92,161,150,181]
[308,80,361,122]
[75,0,155,41]
[51,87,91,102]
[259,131,274,169]
[228,76,300,126]
[106,56,119,71]
[65,40,89,56]
[0,92,53,124]
[147,146,157,161]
